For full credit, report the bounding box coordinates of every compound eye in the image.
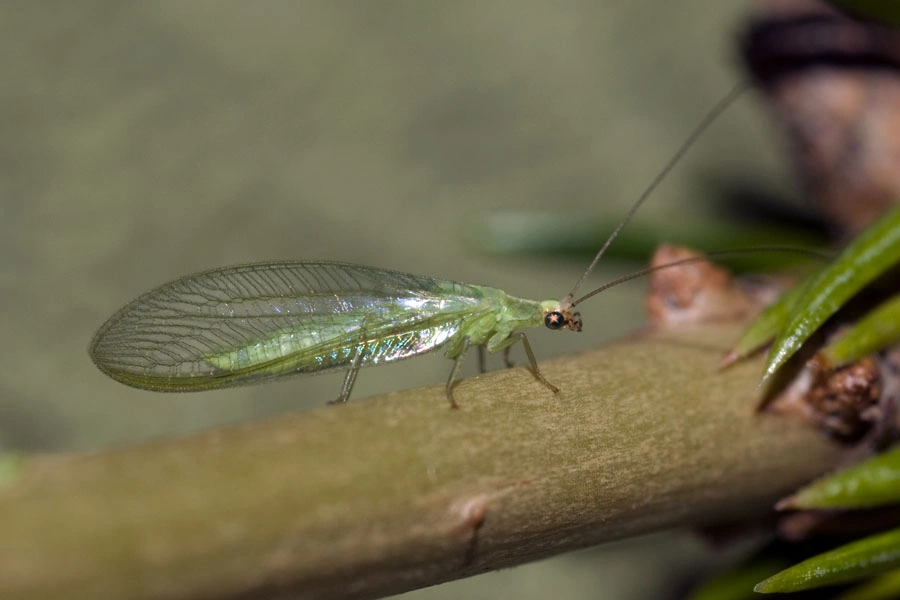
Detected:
[544,311,566,330]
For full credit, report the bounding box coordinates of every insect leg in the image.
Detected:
[329,319,369,405]
[493,332,559,395]
[502,346,515,369]
[329,349,364,405]
[445,337,472,409]
[477,345,487,374]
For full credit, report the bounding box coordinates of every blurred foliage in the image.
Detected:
[729,206,900,382]
[722,206,900,595]
[466,209,825,272]
[750,447,900,592]
[686,557,790,600]
[821,293,900,368]
[721,271,817,368]
[782,444,900,509]
[833,569,900,600]
[825,0,900,27]
[754,527,900,593]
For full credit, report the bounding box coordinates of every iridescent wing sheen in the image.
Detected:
[89,261,495,391]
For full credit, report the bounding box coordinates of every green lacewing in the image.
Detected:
[89,85,746,408]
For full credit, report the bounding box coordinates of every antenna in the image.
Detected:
[561,81,750,308]
[569,246,831,307]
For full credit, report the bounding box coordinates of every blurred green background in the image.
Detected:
[1,1,798,597]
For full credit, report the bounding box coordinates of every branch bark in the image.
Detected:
[0,323,844,600]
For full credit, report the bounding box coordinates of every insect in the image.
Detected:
[89,85,747,408]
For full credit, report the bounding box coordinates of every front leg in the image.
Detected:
[487,332,559,395]
[444,337,472,409]
[502,346,515,369]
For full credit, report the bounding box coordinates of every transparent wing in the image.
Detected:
[89,261,491,391]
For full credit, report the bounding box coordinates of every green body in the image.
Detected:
[89,261,560,393]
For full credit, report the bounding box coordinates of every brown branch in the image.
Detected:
[0,322,844,600]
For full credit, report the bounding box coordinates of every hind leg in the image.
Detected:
[328,347,365,405]
[328,319,369,405]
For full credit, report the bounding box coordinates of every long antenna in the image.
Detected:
[561,81,750,308]
[570,246,831,307]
